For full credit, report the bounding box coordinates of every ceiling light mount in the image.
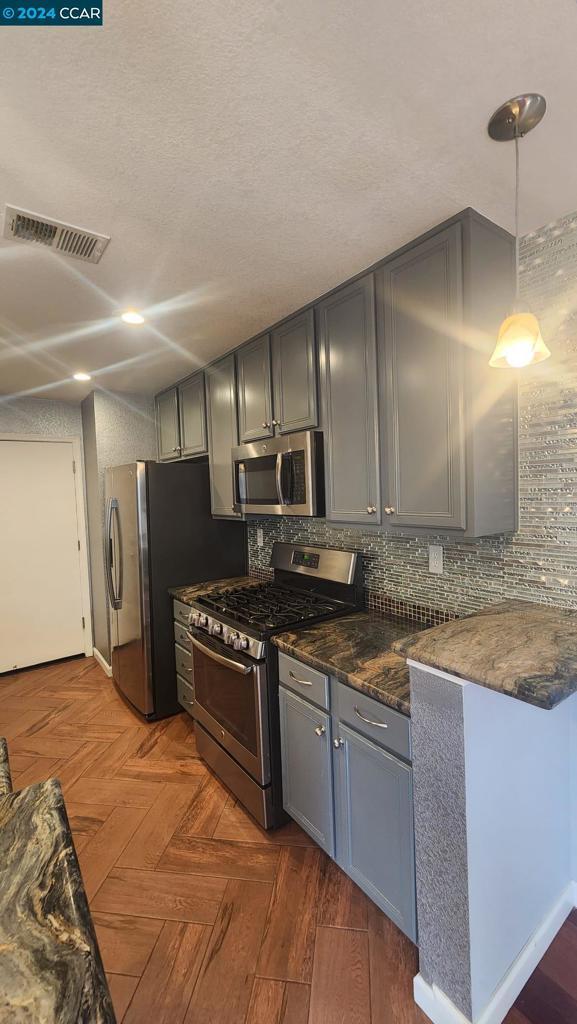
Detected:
[487,93,546,142]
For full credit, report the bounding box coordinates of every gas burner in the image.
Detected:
[196,581,352,636]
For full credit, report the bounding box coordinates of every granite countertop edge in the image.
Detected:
[393,599,577,712]
[273,634,411,717]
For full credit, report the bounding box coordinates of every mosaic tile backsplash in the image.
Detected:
[248,212,577,618]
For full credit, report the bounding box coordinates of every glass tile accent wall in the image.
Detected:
[248,212,577,617]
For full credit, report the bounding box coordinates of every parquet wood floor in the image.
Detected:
[0,656,573,1023]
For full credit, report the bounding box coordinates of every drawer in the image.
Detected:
[174,620,192,652]
[175,643,193,682]
[173,599,193,627]
[177,674,195,717]
[278,652,330,711]
[334,680,411,762]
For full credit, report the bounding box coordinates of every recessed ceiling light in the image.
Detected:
[73,372,92,381]
[121,310,145,325]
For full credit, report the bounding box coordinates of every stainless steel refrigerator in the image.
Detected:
[104,459,246,719]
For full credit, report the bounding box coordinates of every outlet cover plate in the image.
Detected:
[429,544,443,575]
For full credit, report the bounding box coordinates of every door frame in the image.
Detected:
[0,433,94,658]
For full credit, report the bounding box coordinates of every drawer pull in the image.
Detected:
[179,665,192,674]
[353,705,388,729]
[288,670,312,687]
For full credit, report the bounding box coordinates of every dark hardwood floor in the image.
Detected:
[0,656,574,1023]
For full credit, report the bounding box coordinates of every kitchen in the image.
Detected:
[1,5,577,1024]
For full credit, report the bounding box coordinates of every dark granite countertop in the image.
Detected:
[273,611,430,717]
[394,599,577,711]
[169,576,260,606]
[0,777,115,1022]
[0,737,12,796]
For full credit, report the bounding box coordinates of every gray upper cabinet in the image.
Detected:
[156,387,181,461]
[279,685,334,856]
[271,309,318,433]
[379,210,516,537]
[178,372,207,458]
[318,275,380,524]
[334,722,416,942]
[381,223,466,530]
[205,354,241,518]
[236,334,274,443]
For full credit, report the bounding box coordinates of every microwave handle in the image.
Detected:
[276,451,294,506]
[275,452,286,505]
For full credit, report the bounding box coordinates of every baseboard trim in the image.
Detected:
[414,881,577,1024]
[93,647,112,677]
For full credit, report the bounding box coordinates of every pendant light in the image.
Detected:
[488,94,551,368]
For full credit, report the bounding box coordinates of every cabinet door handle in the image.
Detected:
[366,506,376,514]
[314,725,326,737]
[384,507,395,515]
[353,705,388,728]
[262,421,268,429]
[288,670,312,687]
[272,419,279,426]
[333,737,344,749]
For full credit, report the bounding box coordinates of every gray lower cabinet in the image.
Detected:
[236,334,274,443]
[334,722,416,941]
[205,354,242,518]
[271,309,317,434]
[278,653,416,942]
[178,372,207,457]
[318,275,381,524]
[381,224,465,530]
[279,686,334,855]
[156,387,181,461]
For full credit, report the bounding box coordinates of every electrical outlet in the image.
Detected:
[256,527,264,547]
[429,544,443,575]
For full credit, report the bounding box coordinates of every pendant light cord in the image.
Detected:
[514,130,520,307]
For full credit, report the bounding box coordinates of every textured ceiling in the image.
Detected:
[1,0,577,401]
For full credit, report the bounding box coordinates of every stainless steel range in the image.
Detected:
[185,542,362,828]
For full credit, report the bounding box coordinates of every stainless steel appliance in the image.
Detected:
[183,542,362,827]
[232,430,324,516]
[104,459,246,720]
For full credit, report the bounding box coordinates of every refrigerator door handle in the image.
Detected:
[105,497,122,610]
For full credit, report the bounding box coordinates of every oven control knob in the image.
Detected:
[197,614,208,627]
[233,635,249,651]
[226,631,238,646]
[209,621,222,636]
[191,611,201,626]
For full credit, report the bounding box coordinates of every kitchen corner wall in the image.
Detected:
[248,211,577,617]
[82,390,156,663]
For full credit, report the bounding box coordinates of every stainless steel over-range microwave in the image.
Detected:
[232,430,324,517]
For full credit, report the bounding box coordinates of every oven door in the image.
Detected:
[190,631,270,785]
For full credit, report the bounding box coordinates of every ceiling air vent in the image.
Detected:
[3,205,110,264]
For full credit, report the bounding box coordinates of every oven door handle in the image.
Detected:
[190,634,253,675]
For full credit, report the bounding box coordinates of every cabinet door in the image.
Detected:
[271,310,317,433]
[178,372,207,457]
[318,275,380,524]
[156,388,181,461]
[334,723,416,941]
[236,334,273,442]
[381,224,465,530]
[205,355,241,518]
[279,686,334,855]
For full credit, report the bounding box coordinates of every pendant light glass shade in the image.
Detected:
[489,312,551,368]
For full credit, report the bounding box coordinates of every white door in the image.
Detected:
[0,439,86,672]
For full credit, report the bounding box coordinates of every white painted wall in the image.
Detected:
[463,685,573,1020]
